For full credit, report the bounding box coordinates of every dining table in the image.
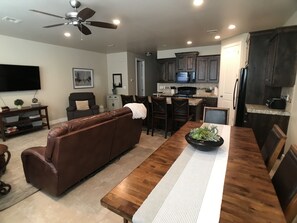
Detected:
[100,121,286,222]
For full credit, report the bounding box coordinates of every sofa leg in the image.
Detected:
[123,218,129,223]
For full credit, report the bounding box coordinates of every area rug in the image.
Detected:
[0,128,49,211]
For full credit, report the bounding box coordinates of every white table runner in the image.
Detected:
[132,124,231,223]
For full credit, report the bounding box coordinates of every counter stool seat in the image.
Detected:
[0,144,11,195]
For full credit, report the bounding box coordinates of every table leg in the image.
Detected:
[123,218,129,223]
[0,180,11,195]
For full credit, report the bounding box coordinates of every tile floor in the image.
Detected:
[0,129,167,223]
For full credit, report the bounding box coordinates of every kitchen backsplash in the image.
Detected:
[157,82,219,95]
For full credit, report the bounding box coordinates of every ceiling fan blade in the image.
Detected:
[87,21,117,29]
[43,23,66,28]
[77,8,95,21]
[78,24,92,35]
[30,9,64,19]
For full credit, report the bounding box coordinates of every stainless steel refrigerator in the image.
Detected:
[233,66,248,127]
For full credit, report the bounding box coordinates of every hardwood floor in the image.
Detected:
[101,122,286,222]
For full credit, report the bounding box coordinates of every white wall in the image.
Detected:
[107,52,129,95]
[0,35,108,124]
[107,52,160,96]
[127,52,160,96]
[157,45,221,59]
[282,10,297,152]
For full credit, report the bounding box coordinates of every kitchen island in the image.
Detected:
[150,96,203,121]
[245,104,290,148]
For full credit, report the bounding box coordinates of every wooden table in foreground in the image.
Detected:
[101,121,286,223]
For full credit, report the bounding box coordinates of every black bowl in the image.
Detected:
[185,133,224,151]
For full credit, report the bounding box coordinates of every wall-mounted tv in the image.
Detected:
[0,64,41,92]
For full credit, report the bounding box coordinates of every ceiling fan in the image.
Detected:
[30,0,117,35]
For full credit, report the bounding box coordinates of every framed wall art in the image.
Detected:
[112,73,122,88]
[73,68,94,89]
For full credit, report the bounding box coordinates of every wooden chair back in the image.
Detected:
[272,144,297,223]
[261,124,287,172]
[203,107,229,125]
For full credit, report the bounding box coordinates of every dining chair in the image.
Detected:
[151,96,168,138]
[135,95,150,135]
[272,144,297,223]
[261,124,287,172]
[120,94,134,106]
[203,106,230,125]
[171,97,192,134]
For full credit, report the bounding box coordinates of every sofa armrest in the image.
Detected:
[21,146,59,195]
[66,106,76,112]
[90,105,99,110]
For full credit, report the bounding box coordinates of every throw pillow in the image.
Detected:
[75,100,89,110]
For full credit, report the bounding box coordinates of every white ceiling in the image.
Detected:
[1,0,296,54]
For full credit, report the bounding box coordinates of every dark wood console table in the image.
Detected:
[0,105,50,141]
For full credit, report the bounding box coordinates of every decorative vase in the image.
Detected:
[17,105,22,109]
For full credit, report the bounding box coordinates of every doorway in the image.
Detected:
[218,42,241,125]
[135,58,145,96]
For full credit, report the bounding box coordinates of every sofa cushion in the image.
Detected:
[75,100,89,110]
[62,112,113,132]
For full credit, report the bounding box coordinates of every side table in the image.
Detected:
[0,144,11,195]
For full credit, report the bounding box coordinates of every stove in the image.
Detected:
[173,87,197,98]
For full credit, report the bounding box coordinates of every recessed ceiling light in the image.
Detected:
[113,19,120,25]
[2,16,22,24]
[214,35,221,40]
[228,24,236,30]
[107,44,115,47]
[193,0,204,6]
[64,32,71,37]
[187,41,192,45]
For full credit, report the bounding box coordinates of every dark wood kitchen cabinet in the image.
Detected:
[265,26,297,87]
[158,58,176,82]
[175,52,199,72]
[244,111,289,149]
[196,55,220,83]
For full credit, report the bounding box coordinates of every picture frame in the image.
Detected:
[113,73,122,88]
[73,68,94,89]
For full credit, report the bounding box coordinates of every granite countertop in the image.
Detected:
[153,92,218,98]
[149,96,203,106]
[245,104,290,116]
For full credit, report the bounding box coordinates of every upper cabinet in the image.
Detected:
[265,26,297,87]
[158,58,176,82]
[196,55,220,83]
[158,52,220,83]
[175,52,199,72]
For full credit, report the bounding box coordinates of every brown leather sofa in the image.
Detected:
[21,107,142,196]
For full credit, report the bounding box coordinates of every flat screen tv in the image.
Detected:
[0,64,41,92]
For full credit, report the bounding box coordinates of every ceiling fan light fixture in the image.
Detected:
[112,19,120,25]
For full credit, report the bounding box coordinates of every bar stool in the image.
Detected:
[151,96,168,138]
[0,144,11,195]
[121,95,134,106]
[171,97,192,134]
[135,95,150,135]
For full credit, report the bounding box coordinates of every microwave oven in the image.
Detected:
[176,71,196,83]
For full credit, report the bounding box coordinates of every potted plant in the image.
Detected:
[14,99,24,109]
